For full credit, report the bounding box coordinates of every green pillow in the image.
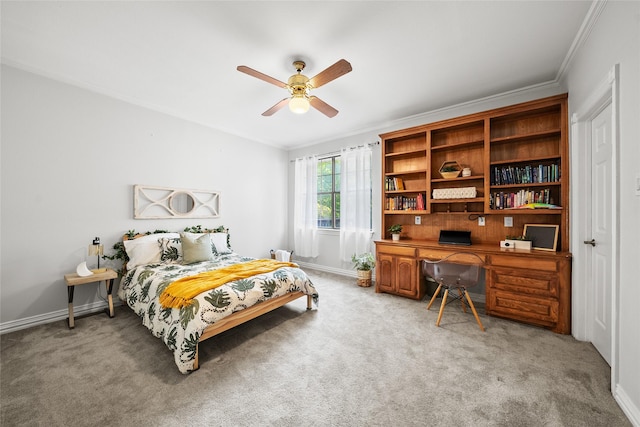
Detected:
[180,232,214,264]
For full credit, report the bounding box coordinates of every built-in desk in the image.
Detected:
[374,240,572,334]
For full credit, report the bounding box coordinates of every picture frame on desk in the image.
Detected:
[523,224,559,251]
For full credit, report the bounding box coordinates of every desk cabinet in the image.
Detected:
[375,244,425,300]
[488,268,559,327]
[375,240,571,334]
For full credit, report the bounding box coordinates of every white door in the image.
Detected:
[589,102,613,365]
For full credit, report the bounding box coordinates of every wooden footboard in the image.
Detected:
[193,291,312,370]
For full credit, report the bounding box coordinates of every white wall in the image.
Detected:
[563,1,640,424]
[0,65,289,330]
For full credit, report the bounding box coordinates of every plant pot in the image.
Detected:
[439,160,462,179]
[392,233,400,241]
[357,269,372,287]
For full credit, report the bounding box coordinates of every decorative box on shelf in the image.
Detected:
[439,160,462,179]
[432,186,477,200]
[500,239,532,250]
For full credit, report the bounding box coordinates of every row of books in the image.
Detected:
[489,189,556,209]
[386,193,425,211]
[385,177,405,191]
[491,163,560,186]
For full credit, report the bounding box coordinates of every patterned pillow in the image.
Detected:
[158,237,182,263]
[124,232,180,269]
[210,232,232,255]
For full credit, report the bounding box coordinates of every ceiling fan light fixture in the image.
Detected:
[238,59,351,117]
[289,95,310,114]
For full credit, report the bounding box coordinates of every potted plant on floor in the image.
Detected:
[351,252,376,287]
[388,224,403,241]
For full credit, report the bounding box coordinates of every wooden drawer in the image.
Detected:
[376,244,416,257]
[487,290,558,328]
[417,249,486,263]
[490,268,558,297]
[490,255,557,272]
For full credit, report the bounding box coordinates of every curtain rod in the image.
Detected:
[291,141,379,162]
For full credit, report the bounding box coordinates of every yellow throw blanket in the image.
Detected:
[159,259,298,309]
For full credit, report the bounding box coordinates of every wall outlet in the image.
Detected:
[414,215,421,225]
[478,216,485,226]
[504,216,513,227]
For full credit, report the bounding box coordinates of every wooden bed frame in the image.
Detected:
[194,291,312,370]
[122,231,313,371]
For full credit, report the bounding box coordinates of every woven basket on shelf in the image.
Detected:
[357,269,372,287]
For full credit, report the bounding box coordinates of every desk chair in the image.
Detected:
[422,253,485,331]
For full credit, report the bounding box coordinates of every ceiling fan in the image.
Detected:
[237,59,352,118]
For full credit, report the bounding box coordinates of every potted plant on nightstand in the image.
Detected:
[388,224,403,241]
[351,252,376,287]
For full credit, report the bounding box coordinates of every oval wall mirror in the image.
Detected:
[170,192,196,215]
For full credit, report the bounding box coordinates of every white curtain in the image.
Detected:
[339,145,372,262]
[293,156,319,257]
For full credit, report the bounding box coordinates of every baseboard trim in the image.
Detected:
[296,261,488,304]
[0,264,354,335]
[295,261,372,280]
[614,383,640,427]
[0,300,120,335]
[1,266,480,333]
[1,262,352,334]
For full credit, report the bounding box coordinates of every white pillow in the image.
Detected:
[124,233,180,269]
[210,232,231,254]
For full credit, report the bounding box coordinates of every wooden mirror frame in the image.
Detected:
[134,185,220,219]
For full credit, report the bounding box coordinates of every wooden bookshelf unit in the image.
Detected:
[376,94,572,333]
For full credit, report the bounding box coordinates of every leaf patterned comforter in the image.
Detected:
[118,253,318,373]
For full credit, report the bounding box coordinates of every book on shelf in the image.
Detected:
[490,188,557,210]
[491,163,560,186]
[416,193,424,211]
[385,193,425,211]
[385,176,406,191]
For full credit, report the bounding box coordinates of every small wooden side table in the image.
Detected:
[64,268,118,329]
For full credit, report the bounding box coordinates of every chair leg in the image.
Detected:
[436,289,449,327]
[458,288,467,313]
[427,284,442,310]
[464,290,485,332]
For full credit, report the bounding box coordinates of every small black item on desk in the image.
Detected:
[438,230,472,246]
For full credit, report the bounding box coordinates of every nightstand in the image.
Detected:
[64,268,118,329]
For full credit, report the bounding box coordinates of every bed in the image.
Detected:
[116,228,318,373]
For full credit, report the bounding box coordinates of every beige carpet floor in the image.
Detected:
[0,269,631,426]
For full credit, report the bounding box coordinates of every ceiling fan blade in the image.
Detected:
[309,96,339,118]
[262,98,289,116]
[308,59,352,89]
[237,65,287,88]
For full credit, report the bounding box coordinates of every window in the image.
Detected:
[317,156,340,228]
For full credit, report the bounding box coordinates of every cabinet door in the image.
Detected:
[395,256,417,297]
[376,253,395,293]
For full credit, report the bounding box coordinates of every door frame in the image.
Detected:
[570,64,620,378]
